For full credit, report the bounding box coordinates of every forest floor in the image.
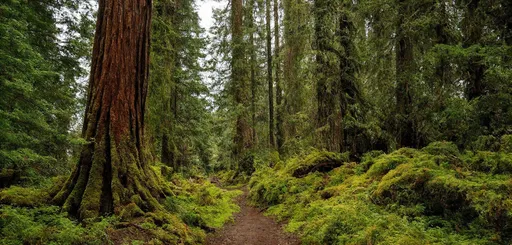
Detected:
[205,187,300,245]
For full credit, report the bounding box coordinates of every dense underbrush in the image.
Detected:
[0,167,241,244]
[249,140,512,244]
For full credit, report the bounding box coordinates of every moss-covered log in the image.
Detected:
[51,0,170,220]
[292,151,345,178]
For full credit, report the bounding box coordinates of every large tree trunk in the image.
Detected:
[52,0,168,220]
[266,0,275,148]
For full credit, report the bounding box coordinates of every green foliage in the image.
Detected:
[0,205,113,245]
[0,172,242,244]
[164,174,242,229]
[249,144,512,244]
[501,135,512,153]
[0,0,94,187]
[148,0,212,171]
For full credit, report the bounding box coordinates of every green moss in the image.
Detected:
[249,145,512,244]
[0,186,50,207]
[119,203,144,220]
[422,141,460,157]
[366,148,419,178]
[284,150,348,175]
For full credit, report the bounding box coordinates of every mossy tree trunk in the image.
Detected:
[338,0,358,154]
[314,0,339,152]
[52,0,169,220]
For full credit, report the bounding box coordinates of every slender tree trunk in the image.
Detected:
[52,0,169,220]
[274,0,284,153]
[159,0,183,169]
[395,0,414,148]
[283,0,306,141]
[314,0,337,151]
[266,0,275,148]
[249,0,257,145]
[432,0,450,110]
[161,134,171,165]
[462,0,485,100]
[159,0,179,168]
[338,0,357,153]
[232,0,252,160]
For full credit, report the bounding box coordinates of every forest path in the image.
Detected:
[205,187,300,245]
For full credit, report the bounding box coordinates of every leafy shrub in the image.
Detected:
[501,135,512,153]
[0,205,113,245]
[164,174,241,229]
[0,171,241,245]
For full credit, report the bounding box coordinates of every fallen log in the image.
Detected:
[292,152,345,178]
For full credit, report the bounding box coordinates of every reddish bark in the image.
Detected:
[52,0,169,220]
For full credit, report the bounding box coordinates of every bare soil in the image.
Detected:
[205,188,300,245]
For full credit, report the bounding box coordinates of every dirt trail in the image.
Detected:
[205,188,300,245]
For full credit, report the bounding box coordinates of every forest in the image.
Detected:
[0,0,511,244]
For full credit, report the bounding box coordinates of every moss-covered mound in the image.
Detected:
[0,171,241,245]
[249,142,512,244]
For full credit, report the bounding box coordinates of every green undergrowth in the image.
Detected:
[0,167,241,245]
[213,169,250,188]
[165,173,242,230]
[249,142,512,244]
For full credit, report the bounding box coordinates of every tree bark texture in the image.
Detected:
[232,0,253,159]
[283,0,307,139]
[52,0,168,220]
